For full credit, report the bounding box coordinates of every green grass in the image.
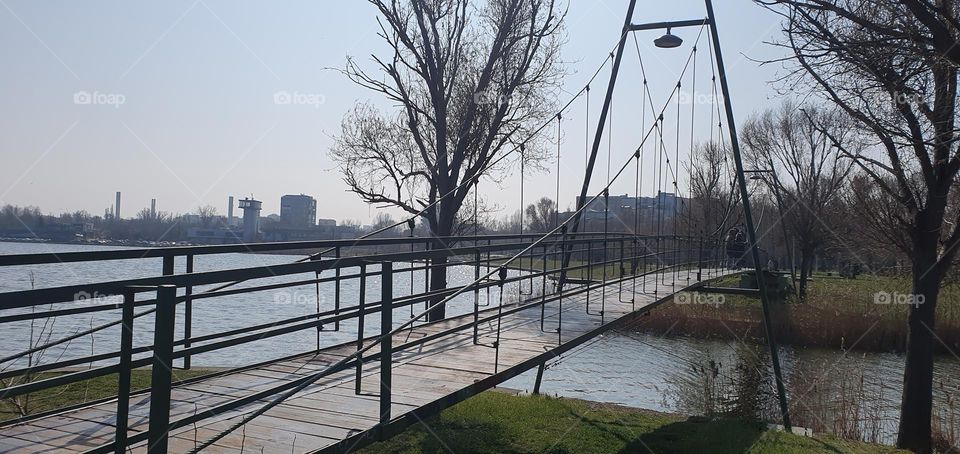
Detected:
[360,391,904,454]
[0,368,213,422]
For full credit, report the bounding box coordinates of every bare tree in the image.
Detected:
[760,1,960,449]
[525,196,557,232]
[684,141,740,239]
[331,0,565,320]
[741,100,856,298]
[371,212,397,232]
[195,205,218,228]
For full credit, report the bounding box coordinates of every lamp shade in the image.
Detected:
[654,28,683,48]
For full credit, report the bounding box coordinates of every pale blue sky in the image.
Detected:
[0,0,786,223]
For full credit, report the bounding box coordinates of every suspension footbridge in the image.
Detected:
[0,0,792,451]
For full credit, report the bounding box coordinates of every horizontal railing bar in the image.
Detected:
[0,238,669,323]
[0,239,537,308]
[0,252,509,323]
[0,235,701,309]
[0,232,634,267]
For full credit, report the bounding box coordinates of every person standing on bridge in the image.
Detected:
[724,227,746,269]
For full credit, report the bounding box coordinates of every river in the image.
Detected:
[1,241,958,445]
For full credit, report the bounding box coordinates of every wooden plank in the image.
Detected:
[168,420,337,453]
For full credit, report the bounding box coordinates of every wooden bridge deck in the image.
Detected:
[1,268,726,453]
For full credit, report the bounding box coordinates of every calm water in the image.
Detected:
[2,241,958,445]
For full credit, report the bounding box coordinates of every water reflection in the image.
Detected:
[503,329,960,446]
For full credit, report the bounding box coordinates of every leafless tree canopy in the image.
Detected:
[741,100,856,296]
[195,205,218,228]
[761,0,960,274]
[684,140,740,238]
[332,0,565,237]
[525,196,557,232]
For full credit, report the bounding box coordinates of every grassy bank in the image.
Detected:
[629,272,960,353]
[0,368,213,422]
[360,391,904,453]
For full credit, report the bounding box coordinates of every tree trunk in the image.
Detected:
[897,232,941,453]
[426,207,455,322]
[798,248,812,300]
[427,248,448,322]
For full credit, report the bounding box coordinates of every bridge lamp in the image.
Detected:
[654,27,683,48]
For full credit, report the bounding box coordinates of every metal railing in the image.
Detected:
[0,232,725,453]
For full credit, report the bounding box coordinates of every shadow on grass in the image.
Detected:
[625,416,766,454]
[369,420,515,454]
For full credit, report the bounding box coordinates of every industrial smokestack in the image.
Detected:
[150,199,156,219]
[115,192,121,219]
[228,196,234,225]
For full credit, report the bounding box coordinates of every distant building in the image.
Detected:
[280,194,316,228]
[576,192,681,216]
[238,198,262,242]
[571,192,685,231]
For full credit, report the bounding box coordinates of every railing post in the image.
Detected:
[474,250,481,345]
[493,267,507,374]
[183,254,193,370]
[147,285,176,454]
[585,239,593,311]
[533,362,546,395]
[379,262,393,425]
[356,263,367,395]
[315,268,322,351]
[557,226,566,344]
[698,235,704,282]
[161,255,174,276]
[540,245,548,332]
[334,247,341,331]
[114,289,135,454]
[423,241,430,313]
[641,238,647,293]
